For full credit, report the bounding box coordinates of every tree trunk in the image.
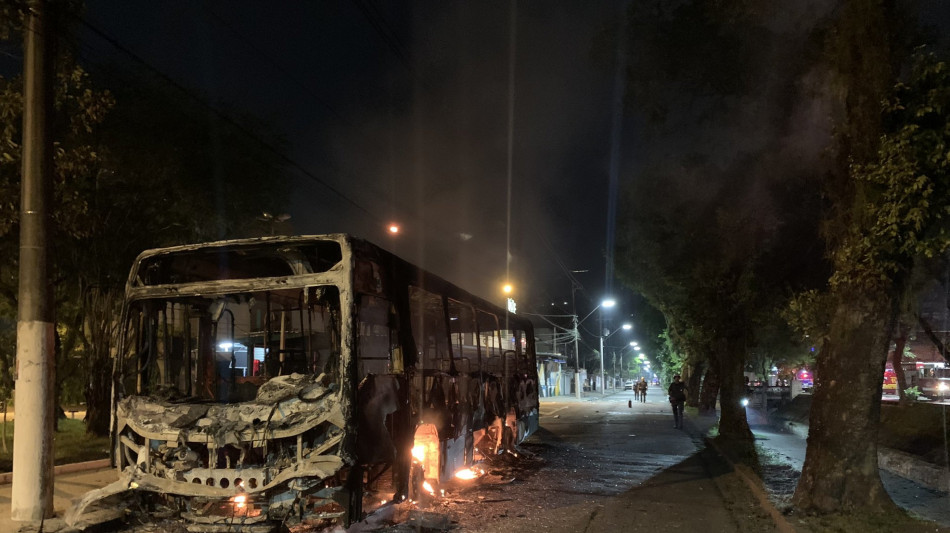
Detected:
[917,313,950,364]
[1,400,7,454]
[892,322,909,402]
[698,365,719,415]
[792,291,898,513]
[716,334,754,450]
[81,288,119,436]
[685,361,703,408]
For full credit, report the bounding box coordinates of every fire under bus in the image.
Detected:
[68,234,539,532]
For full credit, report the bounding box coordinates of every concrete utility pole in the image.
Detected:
[573,313,582,399]
[12,0,56,521]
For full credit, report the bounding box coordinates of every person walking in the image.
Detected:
[668,374,687,429]
[632,379,641,402]
[637,377,648,403]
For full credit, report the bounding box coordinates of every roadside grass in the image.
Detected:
[0,418,110,473]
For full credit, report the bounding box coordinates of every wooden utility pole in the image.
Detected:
[12,0,56,522]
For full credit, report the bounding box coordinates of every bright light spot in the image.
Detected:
[422,481,435,495]
[233,494,247,509]
[455,468,480,480]
[503,284,513,294]
[380,500,387,504]
[412,445,426,463]
[602,299,616,308]
[218,342,233,351]
[389,224,400,234]
[741,398,749,407]
[622,323,632,330]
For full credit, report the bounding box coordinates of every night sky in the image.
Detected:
[76,1,629,318]
[30,0,950,336]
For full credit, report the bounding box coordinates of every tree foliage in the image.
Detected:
[0,0,292,434]
[614,0,829,449]
[793,44,950,515]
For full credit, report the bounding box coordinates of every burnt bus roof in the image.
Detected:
[125,233,532,333]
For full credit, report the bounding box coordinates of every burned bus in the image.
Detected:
[69,234,539,531]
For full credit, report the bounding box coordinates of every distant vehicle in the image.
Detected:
[797,369,814,389]
[917,365,950,399]
[883,366,898,395]
[624,379,634,390]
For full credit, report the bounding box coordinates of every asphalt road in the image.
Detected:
[10,385,944,532]
[436,385,767,533]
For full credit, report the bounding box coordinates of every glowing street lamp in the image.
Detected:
[388,223,400,234]
[573,297,619,398]
[596,302,628,396]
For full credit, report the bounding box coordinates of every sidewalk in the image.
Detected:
[539,386,628,403]
[0,466,117,533]
[543,387,794,532]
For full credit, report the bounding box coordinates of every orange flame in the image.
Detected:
[422,481,435,494]
[412,445,426,463]
[232,494,247,509]
[454,467,479,480]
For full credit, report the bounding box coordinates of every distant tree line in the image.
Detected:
[612,0,950,522]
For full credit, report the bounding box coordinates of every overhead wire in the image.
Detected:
[70,6,602,318]
[76,16,385,224]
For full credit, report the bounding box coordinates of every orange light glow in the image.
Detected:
[422,481,435,495]
[388,224,400,234]
[412,445,426,463]
[233,494,247,509]
[454,467,479,480]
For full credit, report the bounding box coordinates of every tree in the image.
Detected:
[614,0,834,460]
[0,0,115,433]
[1,0,292,434]
[793,50,950,514]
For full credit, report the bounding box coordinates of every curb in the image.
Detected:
[877,446,950,492]
[777,420,950,493]
[0,458,110,485]
[703,434,798,533]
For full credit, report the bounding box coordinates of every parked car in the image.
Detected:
[624,380,634,391]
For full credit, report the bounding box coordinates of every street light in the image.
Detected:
[618,341,636,378]
[602,323,633,390]
[573,298,618,398]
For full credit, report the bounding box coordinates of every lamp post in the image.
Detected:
[618,341,636,379]
[597,300,614,395]
[594,301,631,395]
[573,297,619,397]
[601,322,632,392]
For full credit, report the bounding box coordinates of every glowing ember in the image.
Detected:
[422,481,435,494]
[232,494,247,509]
[412,445,426,463]
[454,468,479,480]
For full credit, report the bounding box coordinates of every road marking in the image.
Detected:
[542,406,569,416]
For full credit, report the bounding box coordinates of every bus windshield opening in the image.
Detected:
[121,286,341,403]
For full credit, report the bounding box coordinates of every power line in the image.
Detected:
[76,16,383,224]
[349,0,413,75]
[200,5,351,126]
